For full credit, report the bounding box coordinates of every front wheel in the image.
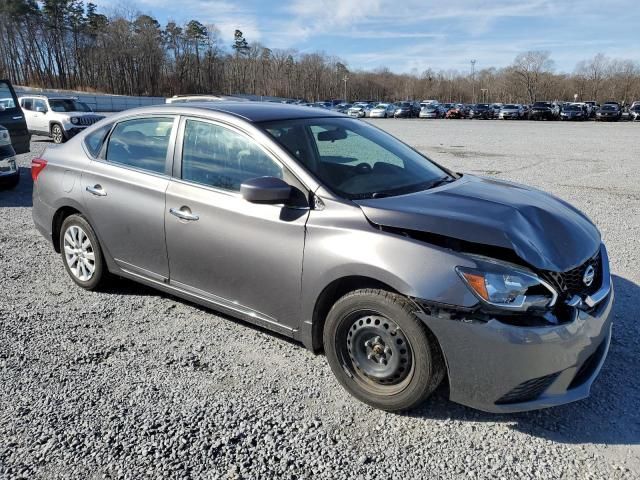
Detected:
[323,289,445,411]
[60,214,107,290]
[51,124,66,144]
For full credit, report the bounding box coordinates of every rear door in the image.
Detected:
[0,80,30,153]
[82,115,178,281]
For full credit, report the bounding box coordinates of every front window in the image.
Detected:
[181,119,283,192]
[48,99,92,113]
[262,118,452,200]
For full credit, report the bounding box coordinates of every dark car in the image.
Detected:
[596,104,622,122]
[468,104,493,119]
[528,102,558,120]
[0,125,19,189]
[0,79,30,154]
[560,104,588,121]
[419,104,446,119]
[393,101,418,118]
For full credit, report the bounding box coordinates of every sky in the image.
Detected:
[95,0,639,74]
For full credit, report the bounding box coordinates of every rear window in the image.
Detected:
[0,81,17,110]
[105,117,174,174]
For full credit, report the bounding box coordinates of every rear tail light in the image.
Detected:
[31,158,47,182]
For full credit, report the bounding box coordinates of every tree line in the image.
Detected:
[1,0,639,104]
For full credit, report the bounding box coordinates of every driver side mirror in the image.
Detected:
[240,177,292,204]
[35,105,47,113]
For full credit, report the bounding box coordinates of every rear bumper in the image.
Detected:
[417,278,614,413]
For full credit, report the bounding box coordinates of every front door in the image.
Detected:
[82,116,177,281]
[164,118,309,330]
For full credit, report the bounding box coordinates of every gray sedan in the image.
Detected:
[31,103,613,412]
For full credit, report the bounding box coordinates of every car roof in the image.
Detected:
[145,101,344,122]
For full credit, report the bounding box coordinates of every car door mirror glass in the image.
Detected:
[240,176,292,204]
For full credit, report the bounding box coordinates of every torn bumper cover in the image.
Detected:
[415,246,614,414]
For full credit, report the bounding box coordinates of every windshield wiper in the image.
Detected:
[427,176,455,190]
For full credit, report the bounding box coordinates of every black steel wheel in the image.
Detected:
[323,289,445,411]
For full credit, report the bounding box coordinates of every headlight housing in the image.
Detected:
[71,117,79,125]
[456,257,557,312]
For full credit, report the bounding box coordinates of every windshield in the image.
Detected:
[564,105,581,111]
[475,104,489,109]
[533,102,552,108]
[49,99,92,112]
[631,106,640,111]
[374,104,389,109]
[503,104,519,109]
[262,117,452,200]
[601,105,617,111]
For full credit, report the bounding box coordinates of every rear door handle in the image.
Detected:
[169,207,199,221]
[86,184,107,197]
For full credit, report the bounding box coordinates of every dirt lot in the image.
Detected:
[1,119,639,479]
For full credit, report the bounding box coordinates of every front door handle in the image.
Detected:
[86,184,107,197]
[169,207,199,221]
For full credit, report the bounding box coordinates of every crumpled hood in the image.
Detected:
[356,175,601,272]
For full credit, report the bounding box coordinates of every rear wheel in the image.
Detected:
[323,289,445,411]
[60,214,106,290]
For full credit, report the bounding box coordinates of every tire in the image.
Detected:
[323,289,445,411]
[59,214,107,290]
[51,123,66,144]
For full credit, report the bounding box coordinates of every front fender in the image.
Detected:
[301,199,480,333]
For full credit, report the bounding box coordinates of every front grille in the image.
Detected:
[495,372,560,405]
[540,250,602,301]
[76,116,102,126]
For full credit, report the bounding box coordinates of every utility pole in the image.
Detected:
[343,75,349,102]
[470,59,476,103]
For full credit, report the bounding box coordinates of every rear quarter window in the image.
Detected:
[84,123,113,158]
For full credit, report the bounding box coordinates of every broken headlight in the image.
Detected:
[456,257,557,312]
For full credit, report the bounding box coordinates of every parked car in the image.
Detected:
[0,79,30,154]
[498,104,524,120]
[31,102,614,413]
[0,125,19,190]
[393,101,418,118]
[629,104,640,121]
[332,103,352,114]
[369,103,396,118]
[528,101,558,120]
[419,104,446,118]
[468,104,493,119]
[445,104,464,119]
[19,95,104,144]
[595,104,622,121]
[347,102,374,118]
[312,102,332,109]
[560,104,588,121]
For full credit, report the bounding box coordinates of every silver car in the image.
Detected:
[369,103,396,118]
[32,103,613,413]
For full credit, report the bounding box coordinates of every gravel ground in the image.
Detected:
[1,120,639,479]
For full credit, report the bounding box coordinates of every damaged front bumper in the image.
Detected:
[415,245,614,413]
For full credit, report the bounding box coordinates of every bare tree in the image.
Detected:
[509,51,554,103]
